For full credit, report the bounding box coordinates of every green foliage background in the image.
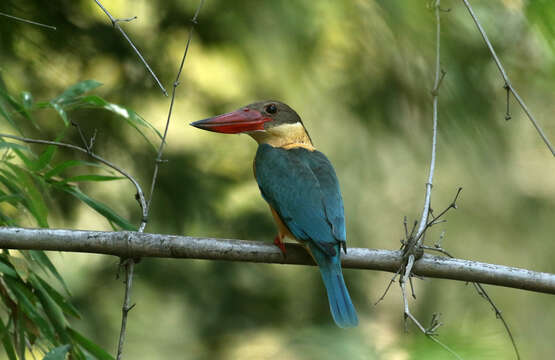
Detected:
[1,0,554,359]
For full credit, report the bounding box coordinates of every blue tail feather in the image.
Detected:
[309,243,358,328]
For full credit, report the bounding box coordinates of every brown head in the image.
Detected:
[190,100,313,148]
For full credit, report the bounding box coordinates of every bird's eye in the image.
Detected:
[265,104,277,114]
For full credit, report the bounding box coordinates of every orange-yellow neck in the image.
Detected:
[248,122,315,151]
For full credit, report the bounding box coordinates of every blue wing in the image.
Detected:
[254,144,346,255]
[254,144,357,327]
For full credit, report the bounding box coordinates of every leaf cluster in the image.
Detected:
[0,78,160,359]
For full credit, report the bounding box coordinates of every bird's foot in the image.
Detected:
[273,235,287,257]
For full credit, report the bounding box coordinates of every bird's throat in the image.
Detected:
[248,122,315,151]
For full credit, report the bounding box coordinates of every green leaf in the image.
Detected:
[0,319,17,360]
[55,184,136,231]
[0,271,18,304]
[0,194,24,203]
[21,91,33,110]
[7,255,29,282]
[77,95,162,149]
[0,141,29,153]
[0,258,17,278]
[43,344,71,360]
[0,101,22,134]
[44,160,112,180]
[50,102,69,126]
[53,80,103,105]
[0,170,23,195]
[0,88,37,129]
[67,328,114,360]
[3,164,49,227]
[0,170,29,222]
[63,174,125,183]
[13,144,57,173]
[0,212,17,226]
[29,274,68,332]
[36,276,81,319]
[15,315,25,358]
[29,251,70,295]
[33,145,58,172]
[12,147,38,170]
[4,277,56,341]
[8,131,63,172]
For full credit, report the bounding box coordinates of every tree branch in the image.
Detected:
[0,227,552,295]
[461,0,555,156]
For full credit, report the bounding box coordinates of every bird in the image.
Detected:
[190,100,358,328]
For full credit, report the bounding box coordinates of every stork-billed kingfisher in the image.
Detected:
[190,101,358,328]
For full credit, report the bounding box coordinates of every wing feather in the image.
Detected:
[254,144,346,255]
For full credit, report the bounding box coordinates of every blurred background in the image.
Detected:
[1,0,554,358]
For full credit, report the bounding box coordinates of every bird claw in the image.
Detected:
[274,235,287,258]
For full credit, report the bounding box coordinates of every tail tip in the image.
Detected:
[333,310,359,328]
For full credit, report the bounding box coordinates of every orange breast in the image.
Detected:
[269,205,296,240]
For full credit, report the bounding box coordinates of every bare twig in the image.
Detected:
[93,0,168,96]
[461,0,554,156]
[0,133,147,219]
[422,245,454,258]
[425,187,462,228]
[0,11,56,30]
[504,84,511,121]
[428,335,464,360]
[414,0,442,247]
[395,4,465,358]
[400,255,428,332]
[145,0,205,223]
[115,2,204,359]
[71,120,91,153]
[472,283,520,360]
[428,237,521,360]
[374,267,401,305]
[116,259,135,360]
[397,0,443,334]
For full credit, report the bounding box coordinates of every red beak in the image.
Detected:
[190,108,271,134]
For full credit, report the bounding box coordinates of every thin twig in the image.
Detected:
[461,0,554,156]
[428,335,464,360]
[115,2,204,359]
[422,245,454,258]
[93,0,168,96]
[398,4,459,357]
[145,0,205,223]
[71,121,90,153]
[427,238,521,360]
[414,0,442,247]
[116,259,135,360]
[425,187,462,228]
[427,227,521,360]
[472,283,520,360]
[374,267,401,305]
[400,256,427,333]
[0,11,56,30]
[400,0,443,316]
[0,133,147,218]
